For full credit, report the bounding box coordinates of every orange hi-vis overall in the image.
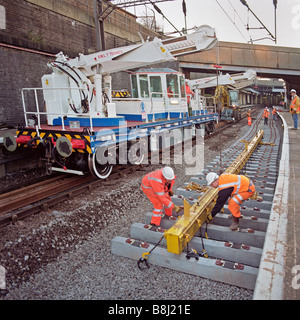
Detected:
[290,96,300,114]
[263,109,269,118]
[185,84,194,104]
[218,174,255,218]
[141,169,176,226]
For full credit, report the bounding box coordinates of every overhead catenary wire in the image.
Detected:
[228,0,246,27]
[108,0,176,8]
[149,0,183,35]
[240,0,276,43]
[214,0,260,67]
[215,0,249,43]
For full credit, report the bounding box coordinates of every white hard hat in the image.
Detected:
[206,172,219,186]
[291,89,296,93]
[162,166,175,180]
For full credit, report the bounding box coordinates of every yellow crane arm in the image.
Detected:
[164,130,264,254]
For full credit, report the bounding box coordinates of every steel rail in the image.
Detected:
[0,164,146,227]
[0,175,94,215]
[164,129,264,254]
[0,110,258,228]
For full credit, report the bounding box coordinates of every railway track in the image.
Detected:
[0,164,148,227]
[0,114,253,228]
[111,111,283,290]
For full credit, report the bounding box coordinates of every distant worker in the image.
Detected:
[185,80,195,117]
[263,107,269,125]
[206,172,255,231]
[272,106,277,121]
[167,85,174,98]
[141,166,182,226]
[247,109,252,126]
[289,89,300,130]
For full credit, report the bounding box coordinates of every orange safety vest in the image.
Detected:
[272,108,277,115]
[141,169,176,209]
[167,87,174,98]
[217,174,255,218]
[289,96,300,114]
[185,84,194,103]
[218,174,253,202]
[263,109,269,118]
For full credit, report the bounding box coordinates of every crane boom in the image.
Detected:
[60,25,217,76]
[44,25,217,120]
[188,69,257,90]
[188,73,235,89]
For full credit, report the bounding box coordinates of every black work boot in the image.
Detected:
[229,216,239,231]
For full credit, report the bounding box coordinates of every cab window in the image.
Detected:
[150,76,163,98]
[131,75,138,98]
[166,74,179,97]
[139,74,149,98]
[180,75,186,98]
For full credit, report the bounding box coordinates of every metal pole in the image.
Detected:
[93,0,101,51]
[99,1,106,50]
[274,0,277,44]
[182,0,187,34]
[93,0,106,51]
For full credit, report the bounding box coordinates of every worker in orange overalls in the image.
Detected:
[263,107,269,125]
[141,166,182,226]
[272,106,277,121]
[247,109,252,126]
[289,89,300,130]
[167,85,174,98]
[206,172,255,231]
[185,80,195,117]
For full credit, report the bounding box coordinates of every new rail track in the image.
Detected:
[0,113,256,228]
[112,110,283,291]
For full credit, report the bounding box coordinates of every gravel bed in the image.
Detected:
[0,121,253,300]
[0,167,47,192]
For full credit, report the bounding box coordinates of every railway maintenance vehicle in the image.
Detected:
[3,25,219,179]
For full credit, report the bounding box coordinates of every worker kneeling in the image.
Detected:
[206,172,256,231]
[141,166,182,226]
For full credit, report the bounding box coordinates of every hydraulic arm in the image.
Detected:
[164,129,264,254]
[46,25,217,118]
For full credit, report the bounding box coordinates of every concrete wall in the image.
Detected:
[179,41,300,99]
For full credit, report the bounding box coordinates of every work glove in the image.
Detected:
[168,190,174,196]
[173,205,182,213]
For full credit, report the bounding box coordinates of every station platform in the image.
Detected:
[253,107,300,300]
[279,109,300,300]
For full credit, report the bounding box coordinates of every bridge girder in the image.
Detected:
[178,41,300,92]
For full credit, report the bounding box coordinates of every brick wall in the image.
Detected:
[0,45,50,125]
[0,0,165,126]
[0,0,96,56]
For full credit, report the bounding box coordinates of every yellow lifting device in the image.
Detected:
[164,129,264,255]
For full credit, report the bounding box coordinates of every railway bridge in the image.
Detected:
[178,41,300,94]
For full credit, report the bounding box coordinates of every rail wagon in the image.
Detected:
[3,25,219,179]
